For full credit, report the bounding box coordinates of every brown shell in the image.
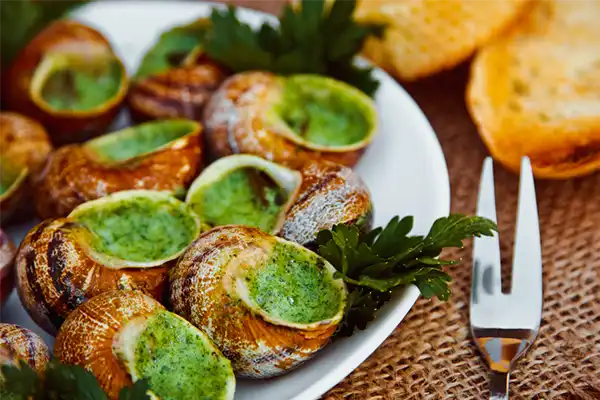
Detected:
[279,160,373,246]
[0,112,53,178]
[0,323,50,372]
[34,123,202,219]
[0,112,54,224]
[170,225,338,378]
[128,54,229,123]
[54,290,164,400]
[203,71,366,169]
[3,20,128,145]
[15,219,168,335]
[0,230,16,306]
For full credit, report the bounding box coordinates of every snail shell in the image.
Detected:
[54,291,164,399]
[34,119,202,219]
[170,225,346,378]
[128,53,228,123]
[0,112,53,179]
[128,18,229,123]
[0,112,53,224]
[279,160,373,246]
[3,20,128,145]
[203,72,377,168]
[55,290,235,400]
[0,323,50,373]
[186,154,302,234]
[0,230,16,306]
[0,159,27,226]
[16,190,201,335]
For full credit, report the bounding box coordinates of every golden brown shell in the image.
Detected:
[15,219,168,335]
[0,323,50,373]
[54,290,164,400]
[0,112,53,224]
[170,226,340,378]
[3,20,128,145]
[0,112,53,178]
[0,230,16,306]
[203,72,369,169]
[34,121,202,219]
[279,160,373,246]
[128,53,229,123]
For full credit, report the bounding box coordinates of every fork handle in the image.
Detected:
[490,371,509,400]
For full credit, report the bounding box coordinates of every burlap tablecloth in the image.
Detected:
[225,2,600,398]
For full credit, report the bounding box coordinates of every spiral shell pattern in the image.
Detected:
[15,219,168,335]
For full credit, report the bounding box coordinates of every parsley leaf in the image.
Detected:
[119,380,151,400]
[0,0,89,67]
[204,0,385,96]
[1,360,41,399]
[316,214,497,336]
[1,358,150,400]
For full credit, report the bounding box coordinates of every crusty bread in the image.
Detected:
[467,0,600,179]
[355,0,529,81]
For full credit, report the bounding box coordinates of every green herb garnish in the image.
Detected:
[316,214,498,336]
[204,0,385,96]
[1,359,150,400]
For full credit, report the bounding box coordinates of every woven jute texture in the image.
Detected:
[324,65,600,400]
[223,2,600,398]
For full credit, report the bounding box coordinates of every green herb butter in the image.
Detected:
[0,159,23,196]
[247,243,344,324]
[133,311,233,400]
[73,197,197,262]
[87,120,196,162]
[190,168,287,232]
[41,60,122,111]
[274,76,372,147]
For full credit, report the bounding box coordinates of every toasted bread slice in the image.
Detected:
[355,0,529,81]
[467,0,600,179]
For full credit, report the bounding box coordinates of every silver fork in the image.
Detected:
[470,157,543,400]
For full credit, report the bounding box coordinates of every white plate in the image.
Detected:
[1,2,450,399]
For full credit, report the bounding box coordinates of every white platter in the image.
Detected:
[0,2,450,399]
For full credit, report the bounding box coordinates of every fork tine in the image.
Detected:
[473,157,503,297]
[510,157,542,313]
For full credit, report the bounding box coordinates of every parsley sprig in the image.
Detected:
[316,214,497,336]
[1,359,150,400]
[204,0,385,96]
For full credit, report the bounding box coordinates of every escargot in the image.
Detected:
[0,323,50,373]
[0,231,16,306]
[127,19,229,122]
[16,190,201,335]
[186,155,373,245]
[170,225,347,378]
[204,72,377,168]
[55,290,235,400]
[3,20,128,144]
[0,112,53,223]
[186,154,302,233]
[35,119,202,219]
